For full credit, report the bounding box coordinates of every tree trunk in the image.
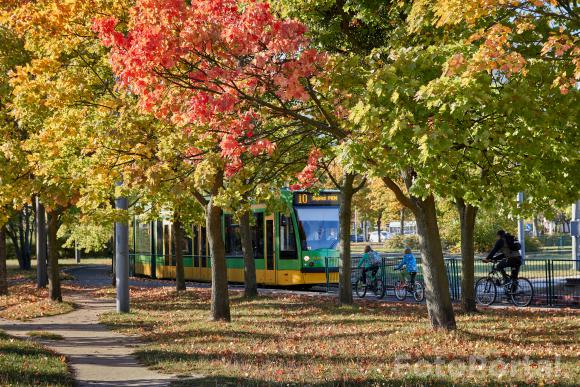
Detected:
[240,211,258,298]
[377,213,382,243]
[400,208,405,236]
[173,214,186,292]
[338,173,355,305]
[0,224,8,296]
[36,198,48,288]
[532,216,540,238]
[413,194,456,330]
[456,198,478,313]
[23,206,32,270]
[207,174,230,321]
[47,210,62,302]
[6,225,23,269]
[19,211,26,269]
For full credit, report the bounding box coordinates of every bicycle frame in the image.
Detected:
[397,268,408,282]
[361,264,383,284]
[486,261,512,285]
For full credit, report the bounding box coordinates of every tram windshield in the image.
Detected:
[295,206,340,250]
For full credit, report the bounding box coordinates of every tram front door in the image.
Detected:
[264,215,276,284]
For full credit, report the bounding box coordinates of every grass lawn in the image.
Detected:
[0,282,75,321]
[27,331,65,340]
[101,287,580,386]
[1,264,80,321]
[7,257,111,271]
[0,331,73,387]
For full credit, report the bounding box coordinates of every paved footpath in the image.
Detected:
[0,266,175,387]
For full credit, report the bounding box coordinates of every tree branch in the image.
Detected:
[381,176,417,214]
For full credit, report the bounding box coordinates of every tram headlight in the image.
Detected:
[303,256,310,262]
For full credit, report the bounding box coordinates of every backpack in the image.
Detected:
[505,233,521,251]
[370,251,382,265]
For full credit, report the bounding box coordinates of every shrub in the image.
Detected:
[524,236,543,252]
[385,234,420,250]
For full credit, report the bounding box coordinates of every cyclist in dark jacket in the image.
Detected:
[483,230,522,284]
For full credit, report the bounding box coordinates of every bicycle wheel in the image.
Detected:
[475,277,496,306]
[394,281,407,300]
[510,278,534,307]
[374,279,386,299]
[355,279,367,298]
[413,282,425,302]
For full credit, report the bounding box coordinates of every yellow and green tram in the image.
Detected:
[129,191,340,286]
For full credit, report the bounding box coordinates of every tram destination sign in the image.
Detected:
[293,192,339,206]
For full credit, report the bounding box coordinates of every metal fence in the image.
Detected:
[537,234,572,248]
[326,254,580,307]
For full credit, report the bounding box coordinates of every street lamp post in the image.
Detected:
[572,201,579,271]
[115,182,129,313]
[517,192,526,264]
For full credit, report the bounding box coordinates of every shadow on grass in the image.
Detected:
[0,332,73,387]
[137,348,390,370]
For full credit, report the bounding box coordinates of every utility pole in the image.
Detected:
[354,208,358,243]
[572,201,579,271]
[517,192,526,264]
[74,240,81,263]
[115,182,129,313]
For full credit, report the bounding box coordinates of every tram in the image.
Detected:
[129,190,340,286]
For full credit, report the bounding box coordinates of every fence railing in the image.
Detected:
[537,234,572,247]
[327,254,580,307]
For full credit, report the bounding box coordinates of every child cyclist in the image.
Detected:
[357,245,381,283]
[394,248,418,288]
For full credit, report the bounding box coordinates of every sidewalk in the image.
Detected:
[0,267,175,387]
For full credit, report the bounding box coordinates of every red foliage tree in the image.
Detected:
[94,0,341,319]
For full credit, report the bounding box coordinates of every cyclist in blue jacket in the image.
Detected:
[394,248,418,288]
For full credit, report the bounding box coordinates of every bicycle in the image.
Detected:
[475,259,534,307]
[355,265,386,299]
[394,268,425,302]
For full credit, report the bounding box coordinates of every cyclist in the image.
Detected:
[394,248,418,288]
[483,230,522,288]
[358,245,381,283]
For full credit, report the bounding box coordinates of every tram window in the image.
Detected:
[156,221,164,256]
[129,220,135,254]
[279,213,297,259]
[200,227,207,267]
[224,215,243,257]
[184,235,192,256]
[135,221,151,254]
[295,207,339,250]
[252,212,265,259]
[193,226,199,267]
[164,224,173,265]
[266,219,274,269]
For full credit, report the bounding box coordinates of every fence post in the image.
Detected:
[325,256,329,293]
[545,260,549,306]
[517,192,526,264]
[446,259,460,301]
[545,260,554,307]
[453,259,460,300]
[572,201,579,270]
[382,256,386,285]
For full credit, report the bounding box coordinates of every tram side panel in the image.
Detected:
[130,193,340,286]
